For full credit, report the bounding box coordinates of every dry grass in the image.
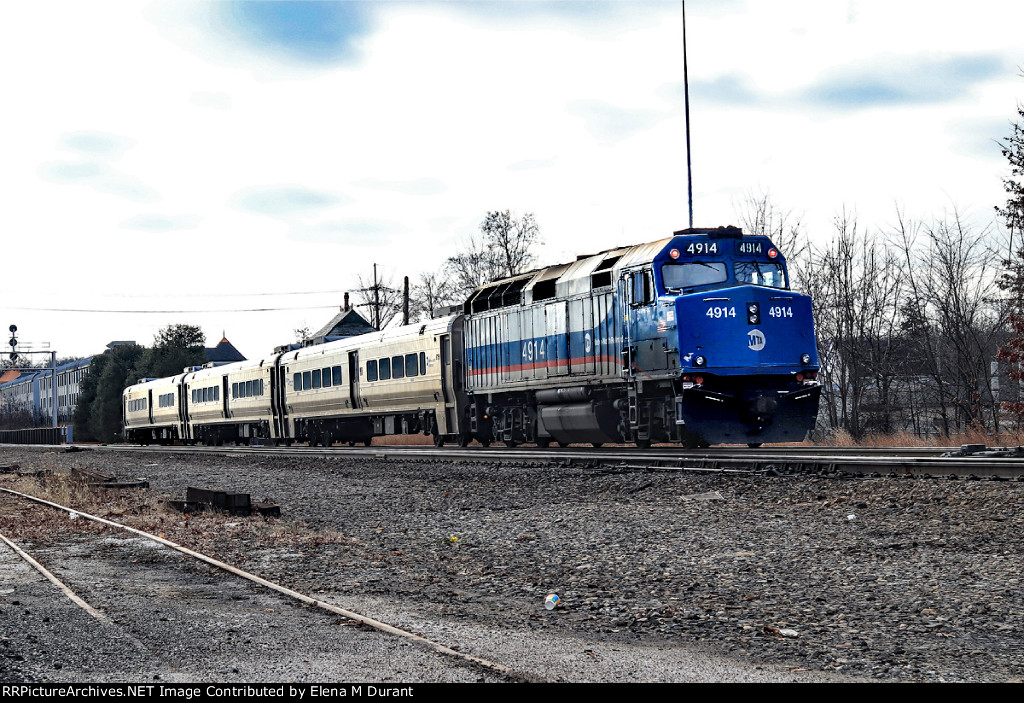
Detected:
[816,427,1024,448]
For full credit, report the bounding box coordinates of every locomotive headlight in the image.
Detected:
[694,355,706,367]
[747,302,760,325]
[800,353,812,365]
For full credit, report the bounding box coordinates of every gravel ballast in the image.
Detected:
[1,445,1022,683]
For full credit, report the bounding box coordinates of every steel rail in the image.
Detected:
[0,487,540,683]
[87,442,1024,478]
[0,528,111,623]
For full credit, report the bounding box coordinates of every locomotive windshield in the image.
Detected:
[661,262,728,291]
[734,261,787,289]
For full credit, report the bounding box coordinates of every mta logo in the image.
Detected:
[747,330,766,351]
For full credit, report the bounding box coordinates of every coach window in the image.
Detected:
[312,369,322,389]
[332,366,342,386]
[321,367,331,388]
[405,353,419,377]
[419,352,426,375]
[245,380,252,397]
[392,355,405,379]
[301,370,311,390]
[293,373,301,391]
[379,357,392,380]
[232,383,238,398]
[367,360,378,382]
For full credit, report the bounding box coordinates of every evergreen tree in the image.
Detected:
[148,324,206,378]
[995,102,1024,419]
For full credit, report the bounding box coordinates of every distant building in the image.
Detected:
[276,296,377,353]
[206,335,246,364]
[0,357,92,425]
[0,335,247,429]
[0,369,19,411]
[310,301,377,345]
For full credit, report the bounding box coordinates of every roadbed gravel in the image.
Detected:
[1,445,1022,683]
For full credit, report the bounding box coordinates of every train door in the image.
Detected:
[147,389,154,424]
[271,360,292,440]
[568,297,595,375]
[222,377,231,419]
[622,268,666,374]
[178,378,190,442]
[593,292,612,378]
[438,334,455,434]
[348,351,362,410]
[545,301,569,377]
[269,358,283,439]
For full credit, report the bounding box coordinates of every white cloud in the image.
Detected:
[2,0,1023,360]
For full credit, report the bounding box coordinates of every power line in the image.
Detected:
[8,304,344,314]
[94,288,355,299]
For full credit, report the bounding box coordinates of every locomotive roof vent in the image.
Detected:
[673,225,743,239]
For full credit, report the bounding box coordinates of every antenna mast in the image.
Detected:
[682,1,694,228]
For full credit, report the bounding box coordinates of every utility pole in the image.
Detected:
[403,276,410,325]
[373,263,380,329]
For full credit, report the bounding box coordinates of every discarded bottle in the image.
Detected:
[545,594,560,610]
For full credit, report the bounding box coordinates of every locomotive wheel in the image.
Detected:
[348,441,356,447]
[536,438,551,448]
[504,440,519,448]
[592,442,604,448]
[747,442,763,448]
[433,434,445,447]
[635,439,652,449]
[456,434,470,447]
[557,441,569,448]
[479,438,492,447]
[363,438,373,447]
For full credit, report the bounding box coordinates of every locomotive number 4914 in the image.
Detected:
[706,306,736,319]
[686,242,718,255]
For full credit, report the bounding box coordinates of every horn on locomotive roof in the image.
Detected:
[672,226,743,238]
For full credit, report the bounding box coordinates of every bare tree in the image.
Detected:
[410,271,460,321]
[355,263,403,330]
[811,209,905,438]
[481,210,541,277]
[895,208,1001,434]
[444,210,542,297]
[737,191,809,271]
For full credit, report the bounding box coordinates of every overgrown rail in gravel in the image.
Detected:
[0,486,542,683]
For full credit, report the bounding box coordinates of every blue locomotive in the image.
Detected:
[459,225,820,447]
[124,226,820,448]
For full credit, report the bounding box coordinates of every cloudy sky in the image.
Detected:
[3,0,1022,360]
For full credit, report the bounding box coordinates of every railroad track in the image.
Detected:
[84,442,1024,480]
[0,487,538,683]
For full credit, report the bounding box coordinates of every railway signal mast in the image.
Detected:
[6,324,59,428]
